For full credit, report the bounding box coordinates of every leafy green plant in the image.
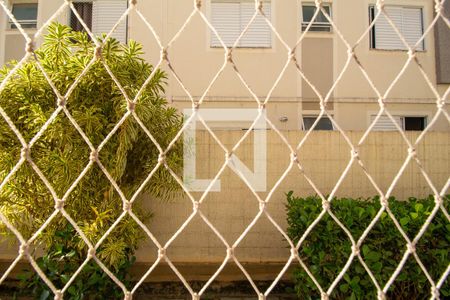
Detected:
[0,23,183,298]
[286,192,450,300]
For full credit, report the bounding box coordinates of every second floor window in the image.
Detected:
[210,0,272,48]
[70,2,93,32]
[70,0,128,44]
[369,5,425,51]
[301,3,332,32]
[9,3,38,29]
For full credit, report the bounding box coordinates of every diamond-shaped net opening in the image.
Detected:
[0,0,449,299]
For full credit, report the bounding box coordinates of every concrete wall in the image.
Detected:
[135,131,449,267]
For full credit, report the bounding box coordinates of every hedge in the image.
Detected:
[286,192,449,300]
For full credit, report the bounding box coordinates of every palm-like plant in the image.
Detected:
[0,23,182,273]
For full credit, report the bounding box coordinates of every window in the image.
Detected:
[71,2,93,32]
[301,3,331,32]
[70,0,128,43]
[8,3,38,29]
[210,0,271,48]
[369,5,424,51]
[371,115,427,131]
[303,116,334,130]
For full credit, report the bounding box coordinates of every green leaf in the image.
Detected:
[410,212,418,219]
[340,283,349,293]
[39,290,50,300]
[400,217,410,226]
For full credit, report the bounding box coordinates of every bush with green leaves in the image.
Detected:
[286,192,449,300]
[0,23,182,298]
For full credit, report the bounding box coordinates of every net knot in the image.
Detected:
[431,286,439,299]
[377,290,386,300]
[347,48,355,58]
[127,101,136,112]
[321,292,329,300]
[19,243,29,256]
[258,293,266,300]
[88,248,96,258]
[225,151,233,161]
[407,243,416,253]
[376,0,385,11]
[352,245,360,255]
[95,46,103,60]
[259,103,266,111]
[290,247,298,259]
[314,0,323,8]
[192,102,200,111]
[55,199,65,210]
[434,195,443,206]
[380,196,389,207]
[129,0,138,7]
[193,201,200,212]
[435,2,444,14]
[21,146,31,160]
[288,49,296,60]
[436,99,444,109]
[377,98,386,109]
[25,41,35,53]
[158,248,166,258]
[90,149,99,162]
[193,292,200,300]
[195,0,202,9]
[407,147,416,157]
[322,200,330,211]
[123,201,132,212]
[124,291,132,300]
[54,290,63,300]
[226,49,233,62]
[158,153,166,164]
[259,201,266,211]
[57,97,66,107]
[161,48,168,61]
[257,1,263,11]
[290,152,299,163]
[407,49,416,59]
[351,149,359,159]
[227,247,235,259]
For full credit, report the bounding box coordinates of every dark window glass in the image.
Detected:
[10,3,38,29]
[303,117,334,130]
[70,2,93,32]
[302,5,331,32]
[404,117,426,131]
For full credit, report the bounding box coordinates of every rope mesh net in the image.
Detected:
[0,0,449,299]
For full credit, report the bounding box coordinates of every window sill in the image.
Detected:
[369,48,427,53]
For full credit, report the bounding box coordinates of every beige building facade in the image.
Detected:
[0,0,449,131]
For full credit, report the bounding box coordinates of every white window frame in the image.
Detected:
[210,0,272,48]
[8,2,38,30]
[369,5,425,51]
[369,114,428,131]
[301,3,332,33]
[69,0,128,43]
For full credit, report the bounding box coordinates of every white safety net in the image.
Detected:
[0,0,449,299]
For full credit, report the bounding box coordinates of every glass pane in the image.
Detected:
[302,5,330,23]
[12,4,37,21]
[302,6,315,22]
[303,117,334,130]
[404,117,425,131]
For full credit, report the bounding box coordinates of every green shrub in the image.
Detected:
[0,23,183,298]
[286,192,450,300]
